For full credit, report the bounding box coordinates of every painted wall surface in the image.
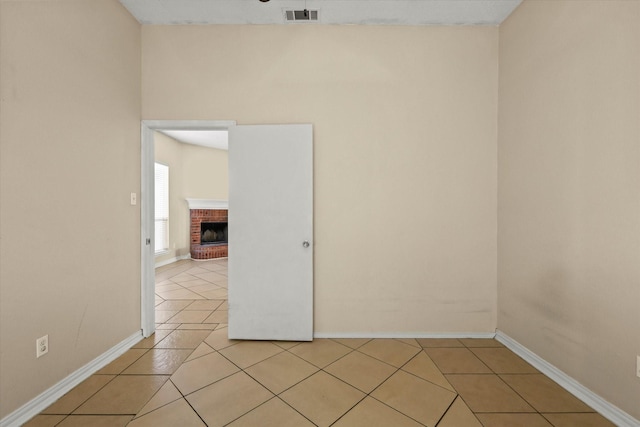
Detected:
[0,0,141,418]
[142,25,499,334]
[182,142,228,201]
[154,131,228,264]
[154,132,188,264]
[498,0,640,419]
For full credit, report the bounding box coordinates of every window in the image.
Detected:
[155,162,169,253]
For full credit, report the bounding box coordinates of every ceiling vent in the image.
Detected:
[284,9,318,22]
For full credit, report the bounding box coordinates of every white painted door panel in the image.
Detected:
[228,124,313,341]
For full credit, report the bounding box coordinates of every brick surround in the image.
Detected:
[190,209,228,260]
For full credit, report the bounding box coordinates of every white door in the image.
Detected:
[228,124,313,341]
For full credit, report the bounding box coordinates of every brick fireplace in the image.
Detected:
[187,199,228,260]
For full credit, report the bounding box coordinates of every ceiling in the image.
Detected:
[120,0,522,26]
[161,130,229,150]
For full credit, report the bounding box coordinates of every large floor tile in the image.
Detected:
[22,415,66,427]
[155,310,180,323]
[500,374,594,413]
[542,413,617,427]
[203,327,237,350]
[416,338,464,348]
[194,271,228,284]
[401,351,456,392]
[122,348,192,375]
[164,310,213,324]
[155,300,193,311]
[198,288,228,299]
[244,351,318,394]
[324,350,396,393]
[184,342,216,362]
[445,374,535,413]
[288,339,352,368]
[332,396,423,427]
[470,347,538,374]
[73,375,167,415]
[357,339,421,368]
[169,273,199,283]
[156,288,204,300]
[128,398,206,427]
[56,415,133,426]
[177,323,218,330]
[219,340,284,369]
[436,396,482,427]
[371,370,457,426]
[280,371,365,427]
[186,372,274,427]
[135,380,182,417]
[424,348,492,374]
[170,351,239,395]
[185,300,225,311]
[203,309,228,323]
[95,349,148,375]
[178,279,215,289]
[331,338,371,349]
[42,375,114,414]
[154,330,211,349]
[227,397,316,427]
[132,330,172,349]
[476,413,554,427]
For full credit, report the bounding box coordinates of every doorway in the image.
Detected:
[141,121,314,341]
[141,120,236,337]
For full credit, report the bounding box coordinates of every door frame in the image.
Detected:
[140,120,236,337]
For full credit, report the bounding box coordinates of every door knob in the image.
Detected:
[302,241,310,248]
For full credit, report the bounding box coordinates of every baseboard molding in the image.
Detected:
[0,331,143,427]
[314,331,497,339]
[155,253,191,268]
[495,330,640,427]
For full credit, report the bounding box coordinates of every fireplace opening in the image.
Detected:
[201,222,228,246]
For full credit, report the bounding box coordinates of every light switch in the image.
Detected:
[130,192,137,205]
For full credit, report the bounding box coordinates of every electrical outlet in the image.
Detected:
[36,335,48,358]
[637,355,640,378]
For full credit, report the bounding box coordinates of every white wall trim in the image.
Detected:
[155,253,191,268]
[495,330,640,427]
[314,332,497,339]
[186,198,228,210]
[0,331,143,427]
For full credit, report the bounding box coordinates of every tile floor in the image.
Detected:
[25,258,616,427]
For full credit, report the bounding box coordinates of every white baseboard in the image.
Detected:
[155,253,191,268]
[495,330,640,427]
[0,331,143,427]
[314,331,496,339]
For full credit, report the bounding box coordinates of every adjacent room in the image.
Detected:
[1,0,638,426]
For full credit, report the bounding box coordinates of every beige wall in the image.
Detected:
[154,132,187,264]
[143,25,499,335]
[154,131,228,264]
[182,142,229,200]
[498,0,640,419]
[0,0,141,418]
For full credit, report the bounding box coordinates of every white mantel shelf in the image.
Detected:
[186,198,228,210]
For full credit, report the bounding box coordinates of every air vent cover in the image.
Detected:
[285,9,318,22]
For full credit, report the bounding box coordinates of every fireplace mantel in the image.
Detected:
[186,198,228,210]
